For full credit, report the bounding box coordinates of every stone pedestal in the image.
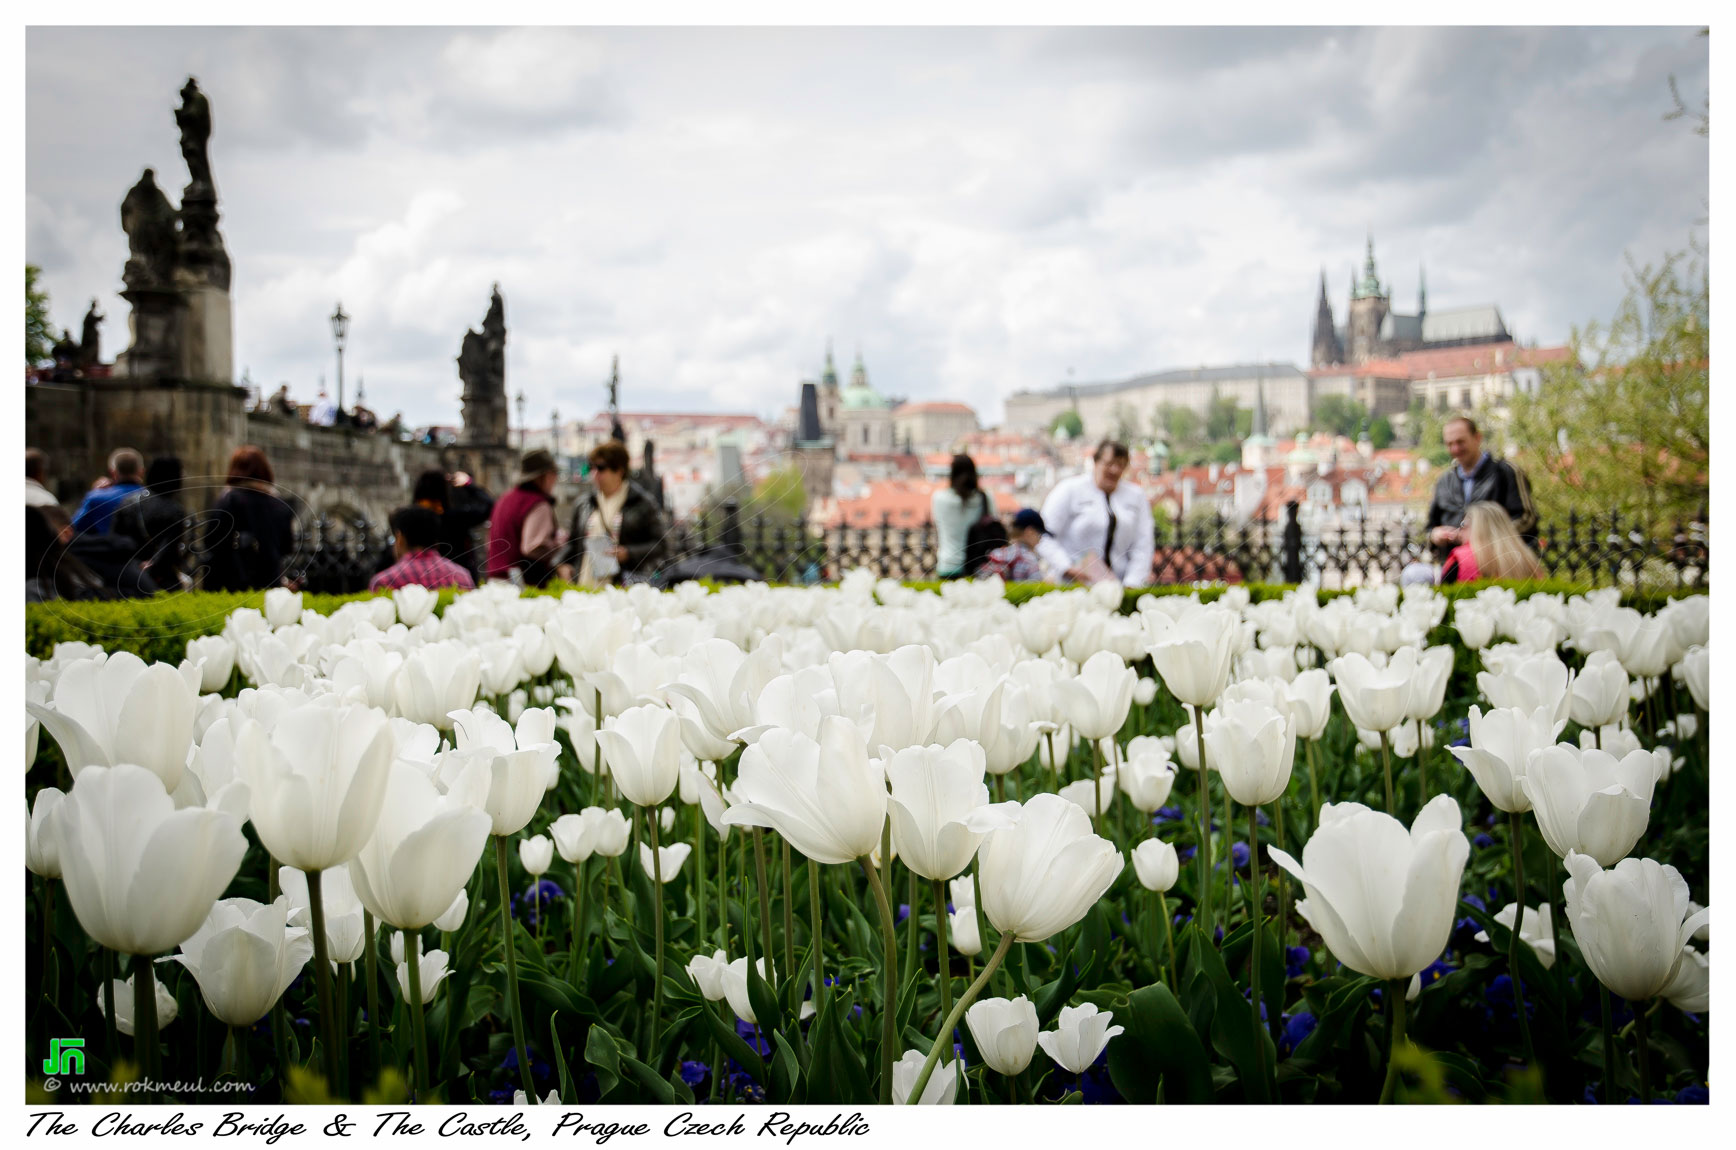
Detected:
[113,287,186,382]
[177,279,233,386]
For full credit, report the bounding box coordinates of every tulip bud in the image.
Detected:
[639,840,692,883]
[892,1048,957,1105]
[169,897,313,1026]
[682,949,729,1001]
[1518,745,1662,866]
[1562,853,1709,1003]
[1674,646,1709,712]
[1037,1003,1124,1074]
[1570,650,1630,730]
[1131,838,1179,893]
[722,956,766,1024]
[1472,903,1556,969]
[978,794,1121,943]
[949,905,982,956]
[1206,698,1296,807]
[519,834,554,877]
[434,889,468,933]
[96,973,179,1037]
[395,948,452,1005]
[595,705,683,809]
[1269,795,1470,981]
[587,808,632,858]
[965,996,1040,1076]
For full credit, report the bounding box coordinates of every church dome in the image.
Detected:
[839,353,888,409]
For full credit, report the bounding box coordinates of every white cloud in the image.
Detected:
[25,26,1708,430]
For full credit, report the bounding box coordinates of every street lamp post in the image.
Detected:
[516,389,526,451]
[550,407,560,470]
[330,303,350,421]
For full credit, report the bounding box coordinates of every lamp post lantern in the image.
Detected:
[329,302,350,419]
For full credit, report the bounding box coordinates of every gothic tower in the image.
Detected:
[1310,269,1344,367]
[1346,236,1390,364]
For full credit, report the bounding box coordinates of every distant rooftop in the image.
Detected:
[1011,362,1306,400]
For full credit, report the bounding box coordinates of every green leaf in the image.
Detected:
[583,1025,621,1100]
[548,1012,574,1104]
[771,1030,805,1104]
[1106,981,1215,1105]
[746,951,785,1037]
[805,991,870,1105]
[697,998,767,1088]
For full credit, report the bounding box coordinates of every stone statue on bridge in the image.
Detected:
[78,299,103,368]
[457,285,510,447]
[176,77,214,194]
[120,169,179,291]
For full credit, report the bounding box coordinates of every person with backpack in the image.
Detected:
[932,453,1004,579]
[201,445,297,591]
[1040,439,1156,587]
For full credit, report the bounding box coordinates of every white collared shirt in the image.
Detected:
[1040,473,1155,588]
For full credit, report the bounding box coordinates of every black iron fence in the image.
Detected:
[171,500,1707,595]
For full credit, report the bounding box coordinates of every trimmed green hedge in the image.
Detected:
[25,578,1704,664]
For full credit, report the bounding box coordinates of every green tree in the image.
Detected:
[1050,409,1084,439]
[26,264,54,366]
[750,465,807,521]
[1311,393,1368,438]
[1204,392,1242,441]
[1369,416,1394,449]
[1150,500,1174,541]
[1158,403,1201,446]
[1110,401,1142,444]
[1506,250,1707,535]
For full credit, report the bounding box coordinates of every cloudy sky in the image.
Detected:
[26,25,1708,429]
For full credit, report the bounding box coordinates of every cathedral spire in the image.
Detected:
[1253,369,1269,438]
[1418,263,1428,314]
[1311,267,1344,368]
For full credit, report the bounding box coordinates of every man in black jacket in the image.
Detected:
[1425,416,1537,559]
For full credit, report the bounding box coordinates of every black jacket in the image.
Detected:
[1425,455,1537,558]
[111,490,190,585]
[565,481,668,581]
[201,487,298,591]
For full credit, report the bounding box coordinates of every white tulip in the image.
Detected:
[396,948,452,1004]
[1473,903,1556,969]
[965,995,1040,1076]
[891,1048,957,1105]
[167,896,313,1026]
[519,834,554,877]
[1037,1003,1124,1074]
[1131,838,1180,892]
[96,973,178,1037]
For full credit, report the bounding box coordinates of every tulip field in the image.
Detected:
[24,576,1710,1106]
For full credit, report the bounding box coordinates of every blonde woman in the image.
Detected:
[1441,501,1545,583]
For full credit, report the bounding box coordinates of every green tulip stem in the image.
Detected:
[404,940,430,1098]
[336,961,350,1091]
[1190,704,1214,938]
[861,854,901,1105]
[595,687,610,807]
[1272,801,1290,1039]
[931,876,952,1025]
[134,952,159,1085]
[1247,803,1269,1093]
[1634,996,1654,1103]
[1045,730,1059,791]
[1415,721,1429,811]
[905,930,1016,1105]
[1379,729,1396,817]
[1505,811,1536,1067]
[39,880,53,1009]
[904,869,922,993]
[494,836,535,1100]
[1090,737,1105,835]
[102,947,119,1069]
[267,853,296,1077]
[994,773,1006,804]
[571,862,586,973]
[649,814,666,1067]
[746,833,774,986]
[810,860,825,1008]
[1157,890,1179,988]
[305,869,343,1097]
[1305,738,1322,836]
[694,805,707,951]
[718,823,731,950]
[1599,984,1619,1105]
[1221,786,1236,926]
[781,838,796,985]
[1378,977,1408,1104]
[362,909,382,1080]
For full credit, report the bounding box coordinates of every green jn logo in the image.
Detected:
[43,1038,84,1076]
